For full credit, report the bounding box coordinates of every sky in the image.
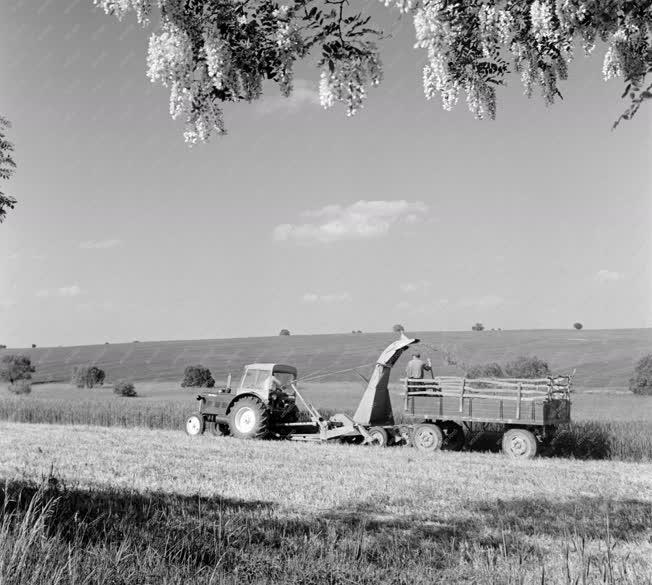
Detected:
[0,0,651,348]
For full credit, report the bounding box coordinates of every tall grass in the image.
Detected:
[1,481,650,585]
[0,396,651,461]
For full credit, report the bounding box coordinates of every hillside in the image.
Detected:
[2,329,651,390]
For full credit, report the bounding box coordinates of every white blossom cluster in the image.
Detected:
[319,53,383,116]
[413,0,651,119]
[94,0,153,24]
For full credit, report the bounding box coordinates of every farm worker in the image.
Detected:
[262,373,282,392]
[405,353,431,379]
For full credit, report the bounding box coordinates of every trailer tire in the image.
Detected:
[413,423,443,452]
[229,397,270,440]
[185,414,204,436]
[368,427,389,447]
[502,428,538,459]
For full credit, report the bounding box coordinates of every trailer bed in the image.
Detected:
[403,375,572,426]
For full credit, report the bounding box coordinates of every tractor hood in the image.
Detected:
[353,334,420,426]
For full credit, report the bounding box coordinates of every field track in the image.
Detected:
[2,422,652,584]
[4,328,651,390]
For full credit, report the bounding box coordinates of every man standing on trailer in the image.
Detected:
[405,353,431,379]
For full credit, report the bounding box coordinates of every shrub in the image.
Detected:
[0,354,35,383]
[392,324,405,334]
[279,329,291,336]
[550,422,611,460]
[7,380,31,395]
[0,344,6,349]
[181,365,215,388]
[503,355,550,378]
[31,344,36,348]
[466,362,504,378]
[573,322,583,330]
[71,366,106,389]
[471,323,484,331]
[113,381,137,397]
[629,354,652,395]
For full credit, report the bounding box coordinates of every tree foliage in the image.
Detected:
[471,322,485,331]
[504,355,551,378]
[466,361,504,378]
[0,116,16,222]
[629,353,652,395]
[0,355,35,384]
[114,380,138,397]
[573,322,583,330]
[279,329,291,336]
[8,380,32,395]
[392,323,405,333]
[96,0,651,142]
[71,366,106,389]
[181,364,215,388]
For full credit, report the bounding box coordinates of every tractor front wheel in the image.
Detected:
[413,423,443,453]
[229,397,270,440]
[185,414,205,436]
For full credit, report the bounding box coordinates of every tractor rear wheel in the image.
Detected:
[413,423,443,453]
[229,397,270,440]
[502,428,538,459]
[185,414,204,436]
[368,426,389,447]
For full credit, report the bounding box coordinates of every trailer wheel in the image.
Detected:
[185,414,204,436]
[368,427,389,447]
[502,428,537,459]
[229,397,270,440]
[209,421,230,437]
[413,423,443,452]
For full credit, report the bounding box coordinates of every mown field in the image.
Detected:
[1,422,651,585]
[3,328,651,389]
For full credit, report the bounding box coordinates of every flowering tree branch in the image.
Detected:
[95,0,652,143]
[0,116,17,223]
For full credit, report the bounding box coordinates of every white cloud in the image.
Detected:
[596,269,623,282]
[400,280,430,293]
[79,238,122,249]
[256,79,320,115]
[274,200,429,244]
[302,292,352,303]
[36,284,84,298]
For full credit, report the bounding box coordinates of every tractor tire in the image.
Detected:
[229,397,270,440]
[413,423,443,453]
[502,428,538,460]
[441,422,465,451]
[209,421,230,437]
[396,424,414,447]
[185,413,205,437]
[368,426,389,447]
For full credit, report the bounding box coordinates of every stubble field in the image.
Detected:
[1,422,652,584]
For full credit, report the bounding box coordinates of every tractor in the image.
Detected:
[185,363,301,439]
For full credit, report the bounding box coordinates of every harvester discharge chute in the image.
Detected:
[353,334,420,426]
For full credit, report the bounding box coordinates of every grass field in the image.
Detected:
[1,422,651,584]
[3,328,651,390]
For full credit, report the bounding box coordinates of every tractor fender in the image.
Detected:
[225,392,268,414]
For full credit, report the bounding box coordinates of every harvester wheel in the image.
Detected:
[229,397,270,440]
[368,427,389,447]
[413,423,443,453]
[185,414,205,437]
[502,428,537,460]
[209,421,230,437]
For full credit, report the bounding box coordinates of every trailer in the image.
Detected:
[402,374,573,458]
[185,334,572,459]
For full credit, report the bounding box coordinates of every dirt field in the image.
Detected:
[1,422,651,584]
